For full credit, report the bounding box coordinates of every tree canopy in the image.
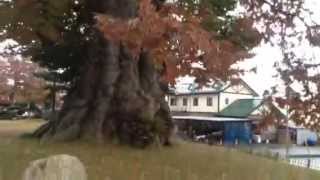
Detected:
[0,0,261,84]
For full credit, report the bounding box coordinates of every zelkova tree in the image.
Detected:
[0,0,260,147]
[0,0,318,146]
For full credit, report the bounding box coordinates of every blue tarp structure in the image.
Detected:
[223,121,252,144]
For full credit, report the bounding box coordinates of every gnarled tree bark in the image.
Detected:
[33,0,173,148]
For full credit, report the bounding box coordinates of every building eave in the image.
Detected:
[172,115,251,122]
[168,91,220,96]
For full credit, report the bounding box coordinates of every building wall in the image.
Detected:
[168,81,257,113]
[296,129,317,145]
[168,94,219,113]
[219,92,255,110]
[168,92,255,113]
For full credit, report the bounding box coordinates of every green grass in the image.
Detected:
[0,120,319,180]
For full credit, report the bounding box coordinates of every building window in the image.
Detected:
[183,98,188,106]
[170,98,177,106]
[207,97,213,106]
[225,98,229,105]
[193,97,198,106]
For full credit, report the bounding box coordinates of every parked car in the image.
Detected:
[0,103,42,120]
[0,106,23,119]
[252,134,262,143]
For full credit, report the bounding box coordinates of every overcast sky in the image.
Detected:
[234,0,320,96]
[176,0,320,97]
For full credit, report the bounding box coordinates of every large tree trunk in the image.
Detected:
[33,0,173,147]
[34,34,173,147]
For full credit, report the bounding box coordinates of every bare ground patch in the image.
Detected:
[0,119,45,138]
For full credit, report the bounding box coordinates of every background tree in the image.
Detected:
[241,0,320,130]
[0,56,47,104]
[0,61,11,104]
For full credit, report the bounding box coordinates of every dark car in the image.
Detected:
[0,103,42,120]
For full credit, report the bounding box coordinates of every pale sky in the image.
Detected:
[176,0,320,97]
[235,44,282,96]
[238,43,320,96]
[235,0,320,96]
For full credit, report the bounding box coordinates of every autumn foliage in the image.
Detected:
[96,0,261,84]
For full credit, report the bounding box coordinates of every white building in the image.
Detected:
[167,79,259,115]
[167,79,285,144]
[167,79,318,145]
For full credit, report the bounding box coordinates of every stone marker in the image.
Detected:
[22,154,87,180]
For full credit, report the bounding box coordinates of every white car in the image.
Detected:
[253,134,262,144]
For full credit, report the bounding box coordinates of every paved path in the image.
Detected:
[270,146,320,158]
[249,144,320,170]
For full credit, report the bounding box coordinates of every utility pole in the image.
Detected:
[51,79,57,113]
[285,86,291,159]
[285,103,289,159]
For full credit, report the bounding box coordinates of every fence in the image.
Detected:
[289,158,320,170]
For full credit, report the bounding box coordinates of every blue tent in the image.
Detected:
[224,121,252,144]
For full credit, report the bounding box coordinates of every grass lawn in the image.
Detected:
[0,120,319,180]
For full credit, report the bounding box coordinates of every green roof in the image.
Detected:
[218,99,263,118]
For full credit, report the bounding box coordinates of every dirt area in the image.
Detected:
[0,119,45,138]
